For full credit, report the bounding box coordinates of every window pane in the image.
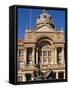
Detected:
[18,61,25,70]
[27,48,32,64]
[58,72,64,79]
[48,56,51,62]
[43,51,47,56]
[48,51,51,56]
[43,56,47,64]
[43,60,47,64]
[28,57,32,64]
[28,49,32,56]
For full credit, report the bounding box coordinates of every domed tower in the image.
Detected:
[35,10,55,30]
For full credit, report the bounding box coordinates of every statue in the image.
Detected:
[33,64,53,80]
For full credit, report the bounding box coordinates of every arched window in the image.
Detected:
[43,51,51,64]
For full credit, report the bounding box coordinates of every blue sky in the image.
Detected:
[17,8,65,40]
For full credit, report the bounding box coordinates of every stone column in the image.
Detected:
[42,49,43,64]
[22,74,26,81]
[51,48,54,64]
[24,48,27,64]
[62,47,64,64]
[55,48,57,64]
[56,72,58,79]
[17,49,19,57]
[31,74,34,80]
[32,48,35,65]
[36,48,38,64]
[64,71,65,79]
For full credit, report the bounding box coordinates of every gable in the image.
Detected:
[36,26,56,32]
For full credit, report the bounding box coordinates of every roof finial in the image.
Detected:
[60,27,64,32]
[25,25,28,32]
[43,9,48,14]
[30,9,32,31]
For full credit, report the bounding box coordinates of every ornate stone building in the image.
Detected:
[17,10,65,82]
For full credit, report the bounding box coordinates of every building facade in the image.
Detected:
[17,10,65,82]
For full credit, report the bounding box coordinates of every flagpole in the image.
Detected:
[30,9,32,31]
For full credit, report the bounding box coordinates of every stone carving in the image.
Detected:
[33,64,53,80]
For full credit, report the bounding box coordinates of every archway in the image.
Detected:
[36,37,53,65]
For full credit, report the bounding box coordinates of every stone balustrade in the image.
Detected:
[18,64,65,72]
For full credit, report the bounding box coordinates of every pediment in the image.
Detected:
[36,26,56,32]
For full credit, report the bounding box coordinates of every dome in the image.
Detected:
[35,10,55,29]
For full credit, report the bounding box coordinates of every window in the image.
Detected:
[58,55,62,64]
[28,51,32,57]
[43,51,51,64]
[43,51,47,64]
[48,51,51,56]
[28,57,32,64]
[19,49,24,56]
[52,72,56,79]
[18,61,25,70]
[58,72,64,79]
[43,59,47,64]
[57,48,62,65]
[48,57,51,62]
[48,51,51,63]
[25,74,31,81]
[28,49,32,56]
[27,48,32,64]
[43,51,47,56]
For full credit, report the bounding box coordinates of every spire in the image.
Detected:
[30,9,32,31]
